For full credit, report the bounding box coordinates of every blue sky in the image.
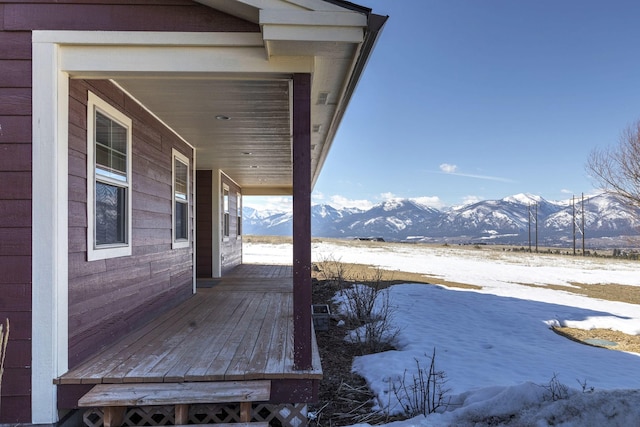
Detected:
[247,0,640,212]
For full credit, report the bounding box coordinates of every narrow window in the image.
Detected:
[236,192,242,237]
[223,186,230,238]
[87,92,132,261]
[173,149,190,248]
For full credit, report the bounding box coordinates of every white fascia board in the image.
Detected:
[260,10,367,27]
[32,39,69,424]
[262,25,363,43]
[260,10,365,45]
[61,46,312,77]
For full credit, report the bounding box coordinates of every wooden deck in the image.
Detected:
[56,264,322,385]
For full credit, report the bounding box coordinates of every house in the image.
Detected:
[0,0,386,425]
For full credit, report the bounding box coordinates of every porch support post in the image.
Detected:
[292,73,312,370]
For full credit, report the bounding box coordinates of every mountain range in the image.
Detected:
[243,193,640,248]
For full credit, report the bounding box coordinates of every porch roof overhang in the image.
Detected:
[101,0,387,196]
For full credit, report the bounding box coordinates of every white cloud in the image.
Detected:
[461,195,482,206]
[434,164,515,183]
[409,196,445,209]
[243,196,291,212]
[440,163,458,173]
[328,195,374,210]
[379,192,397,200]
[312,192,325,204]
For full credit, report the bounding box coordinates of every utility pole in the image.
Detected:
[528,202,538,253]
[535,202,538,253]
[528,203,532,253]
[582,193,585,255]
[572,196,576,256]
[572,194,585,256]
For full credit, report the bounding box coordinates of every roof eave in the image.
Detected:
[312,11,388,188]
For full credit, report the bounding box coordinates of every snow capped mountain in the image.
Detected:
[502,193,543,205]
[243,193,640,247]
[345,199,442,238]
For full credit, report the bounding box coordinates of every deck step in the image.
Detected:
[79,381,271,427]
[78,380,270,407]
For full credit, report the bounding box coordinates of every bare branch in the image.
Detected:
[587,120,640,210]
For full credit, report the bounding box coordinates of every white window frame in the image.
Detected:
[236,192,242,238]
[172,149,190,249]
[87,91,133,261]
[222,184,230,240]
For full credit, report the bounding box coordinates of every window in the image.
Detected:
[87,92,132,261]
[236,192,242,237]
[223,186,230,238]
[173,149,190,248]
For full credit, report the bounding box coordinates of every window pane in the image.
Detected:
[224,213,230,237]
[95,181,126,245]
[174,159,188,201]
[96,111,128,181]
[237,193,242,236]
[175,201,188,240]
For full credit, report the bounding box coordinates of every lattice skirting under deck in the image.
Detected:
[83,403,308,427]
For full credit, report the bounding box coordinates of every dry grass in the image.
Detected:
[312,261,481,291]
[539,280,640,354]
[553,327,640,354]
[515,281,640,307]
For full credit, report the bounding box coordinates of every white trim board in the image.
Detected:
[31,38,69,425]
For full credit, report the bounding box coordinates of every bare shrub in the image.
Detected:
[540,373,569,401]
[577,378,595,394]
[315,254,350,291]
[392,348,451,417]
[342,268,399,354]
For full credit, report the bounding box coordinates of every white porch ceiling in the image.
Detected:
[116,77,296,194]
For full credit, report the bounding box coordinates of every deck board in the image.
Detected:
[56,264,322,385]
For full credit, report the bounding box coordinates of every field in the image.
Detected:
[244,235,640,425]
[245,235,640,352]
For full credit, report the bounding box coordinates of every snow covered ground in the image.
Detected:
[244,241,640,426]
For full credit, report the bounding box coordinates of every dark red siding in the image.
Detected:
[196,170,213,277]
[0,1,258,422]
[0,7,33,423]
[67,79,195,366]
[3,1,259,33]
[195,171,243,277]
